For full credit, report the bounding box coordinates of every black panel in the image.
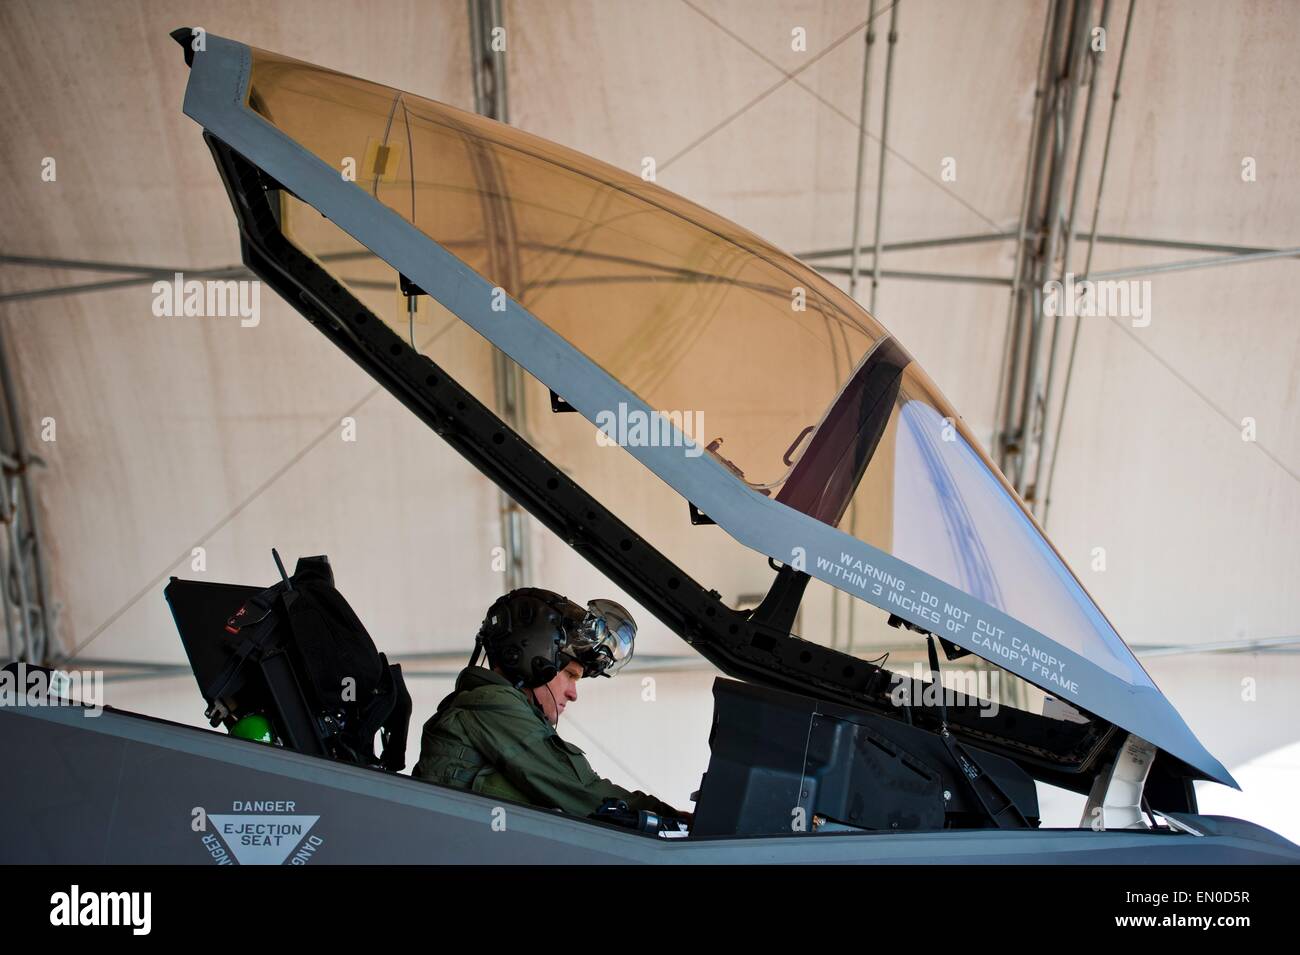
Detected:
[165,577,259,698]
[693,679,1039,837]
[165,577,329,758]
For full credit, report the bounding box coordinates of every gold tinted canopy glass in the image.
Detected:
[246,47,1152,689]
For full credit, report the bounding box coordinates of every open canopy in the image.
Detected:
[178,31,1234,788]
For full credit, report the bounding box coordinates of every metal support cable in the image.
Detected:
[1075,233,1295,256]
[816,265,1012,286]
[0,254,243,276]
[0,264,252,305]
[799,230,1014,261]
[0,250,398,305]
[1086,245,1300,280]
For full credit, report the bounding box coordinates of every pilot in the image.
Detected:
[413,587,687,822]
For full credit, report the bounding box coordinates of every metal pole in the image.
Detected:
[1056,0,1112,288]
[1042,0,1137,524]
[0,313,52,662]
[992,0,1056,456]
[4,484,33,660]
[996,0,1063,475]
[491,0,508,124]
[0,476,15,661]
[1030,0,1112,509]
[847,0,879,300]
[1014,0,1093,494]
[467,0,485,112]
[869,0,901,313]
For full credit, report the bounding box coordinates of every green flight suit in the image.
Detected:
[413,665,681,819]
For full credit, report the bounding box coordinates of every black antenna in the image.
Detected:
[272,548,292,589]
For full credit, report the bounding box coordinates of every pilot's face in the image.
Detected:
[532,660,584,725]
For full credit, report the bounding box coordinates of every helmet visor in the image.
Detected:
[566,599,636,677]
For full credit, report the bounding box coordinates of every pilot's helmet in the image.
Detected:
[478,589,636,687]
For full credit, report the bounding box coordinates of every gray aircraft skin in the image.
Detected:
[2,30,1297,864]
[4,702,1298,864]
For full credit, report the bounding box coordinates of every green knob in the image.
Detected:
[230,713,274,743]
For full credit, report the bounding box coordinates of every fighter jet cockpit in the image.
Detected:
[47,28,1269,862]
